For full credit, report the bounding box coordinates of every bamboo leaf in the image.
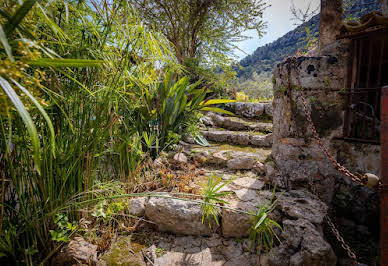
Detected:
[28,58,104,68]
[11,79,55,157]
[54,68,93,95]
[4,0,36,36]
[0,8,35,39]
[0,76,41,174]
[0,25,14,61]
[36,3,68,42]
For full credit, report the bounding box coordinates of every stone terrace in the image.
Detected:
[93,102,337,266]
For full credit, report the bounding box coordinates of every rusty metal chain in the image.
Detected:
[284,57,363,265]
[299,93,368,186]
[326,216,359,264]
[285,57,368,186]
[308,178,359,265]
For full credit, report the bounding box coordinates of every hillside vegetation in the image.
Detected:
[235,0,381,100]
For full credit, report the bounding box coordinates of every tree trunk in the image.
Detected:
[319,0,343,50]
[380,0,388,16]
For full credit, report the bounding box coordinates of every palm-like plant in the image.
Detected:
[201,174,231,227]
[248,188,282,254]
[133,72,235,156]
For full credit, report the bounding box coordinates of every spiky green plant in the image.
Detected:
[201,174,231,227]
[248,187,282,254]
[132,71,235,156]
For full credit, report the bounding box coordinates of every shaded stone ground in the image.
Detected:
[146,234,260,266]
[63,103,336,266]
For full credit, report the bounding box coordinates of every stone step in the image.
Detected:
[190,144,271,172]
[200,129,273,147]
[102,233,261,266]
[202,112,273,132]
[228,102,273,119]
[112,190,335,266]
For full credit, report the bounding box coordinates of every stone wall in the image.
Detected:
[271,39,380,198]
[270,39,380,264]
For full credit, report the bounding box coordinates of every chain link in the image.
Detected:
[308,178,359,265]
[299,92,368,185]
[284,57,366,265]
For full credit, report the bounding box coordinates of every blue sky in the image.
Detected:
[234,0,320,60]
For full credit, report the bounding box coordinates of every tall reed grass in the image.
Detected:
[0,0,236,263]
[0,0,178,263]
[0,1,234,264]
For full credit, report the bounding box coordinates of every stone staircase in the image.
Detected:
[189,102,274,173]
[97,102,337,266]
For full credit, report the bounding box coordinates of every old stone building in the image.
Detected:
[270,0,387,264]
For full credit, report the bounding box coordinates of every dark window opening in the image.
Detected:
[343,31,388,144]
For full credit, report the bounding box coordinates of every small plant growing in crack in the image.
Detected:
[248,187,282,254]
[201,174,231,228]
[155,248,164,257]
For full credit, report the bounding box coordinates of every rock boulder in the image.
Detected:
[234,102,265,119]
[129,197,148,217]
[277,190,328,224]
[145,197,217,236]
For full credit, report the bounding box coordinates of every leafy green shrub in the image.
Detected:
[234,71,274,100]
[132,72,234,157]
[50,214,77,243]
[184,57,237,99]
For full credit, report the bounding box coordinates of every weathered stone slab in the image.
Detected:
[145,197,218,236]
[264,102,273,118]
[209,113,248,131]
[209,151,228,166]
[54,237,98,265]
[173,152,188,163]
[204,234,223,247]
[250,133,273,147]
[232,177,264,190]
[227,157,255,170]
[282,219,337,266]
[190,145,272,167]
[222,200,256,237]
[249,122,273,133]
[230,132,251,146]
[234,188,258,202]
[224,253,259,266]
[277,190,328,224]
[201,130,230,143]
[233,102,265,119]
[221,239,243,260]
[253,161,266,175]
[129,197,148,217]
[205,112,273,132]
[200,115,214,127]
[201,129,273,147]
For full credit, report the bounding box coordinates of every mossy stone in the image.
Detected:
[101,236,146,266]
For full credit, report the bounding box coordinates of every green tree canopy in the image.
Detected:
[131,0,268,66]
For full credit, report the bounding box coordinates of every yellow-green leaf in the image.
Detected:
[200,107,235,116]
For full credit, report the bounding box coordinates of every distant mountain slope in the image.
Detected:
[237,0,381,81]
